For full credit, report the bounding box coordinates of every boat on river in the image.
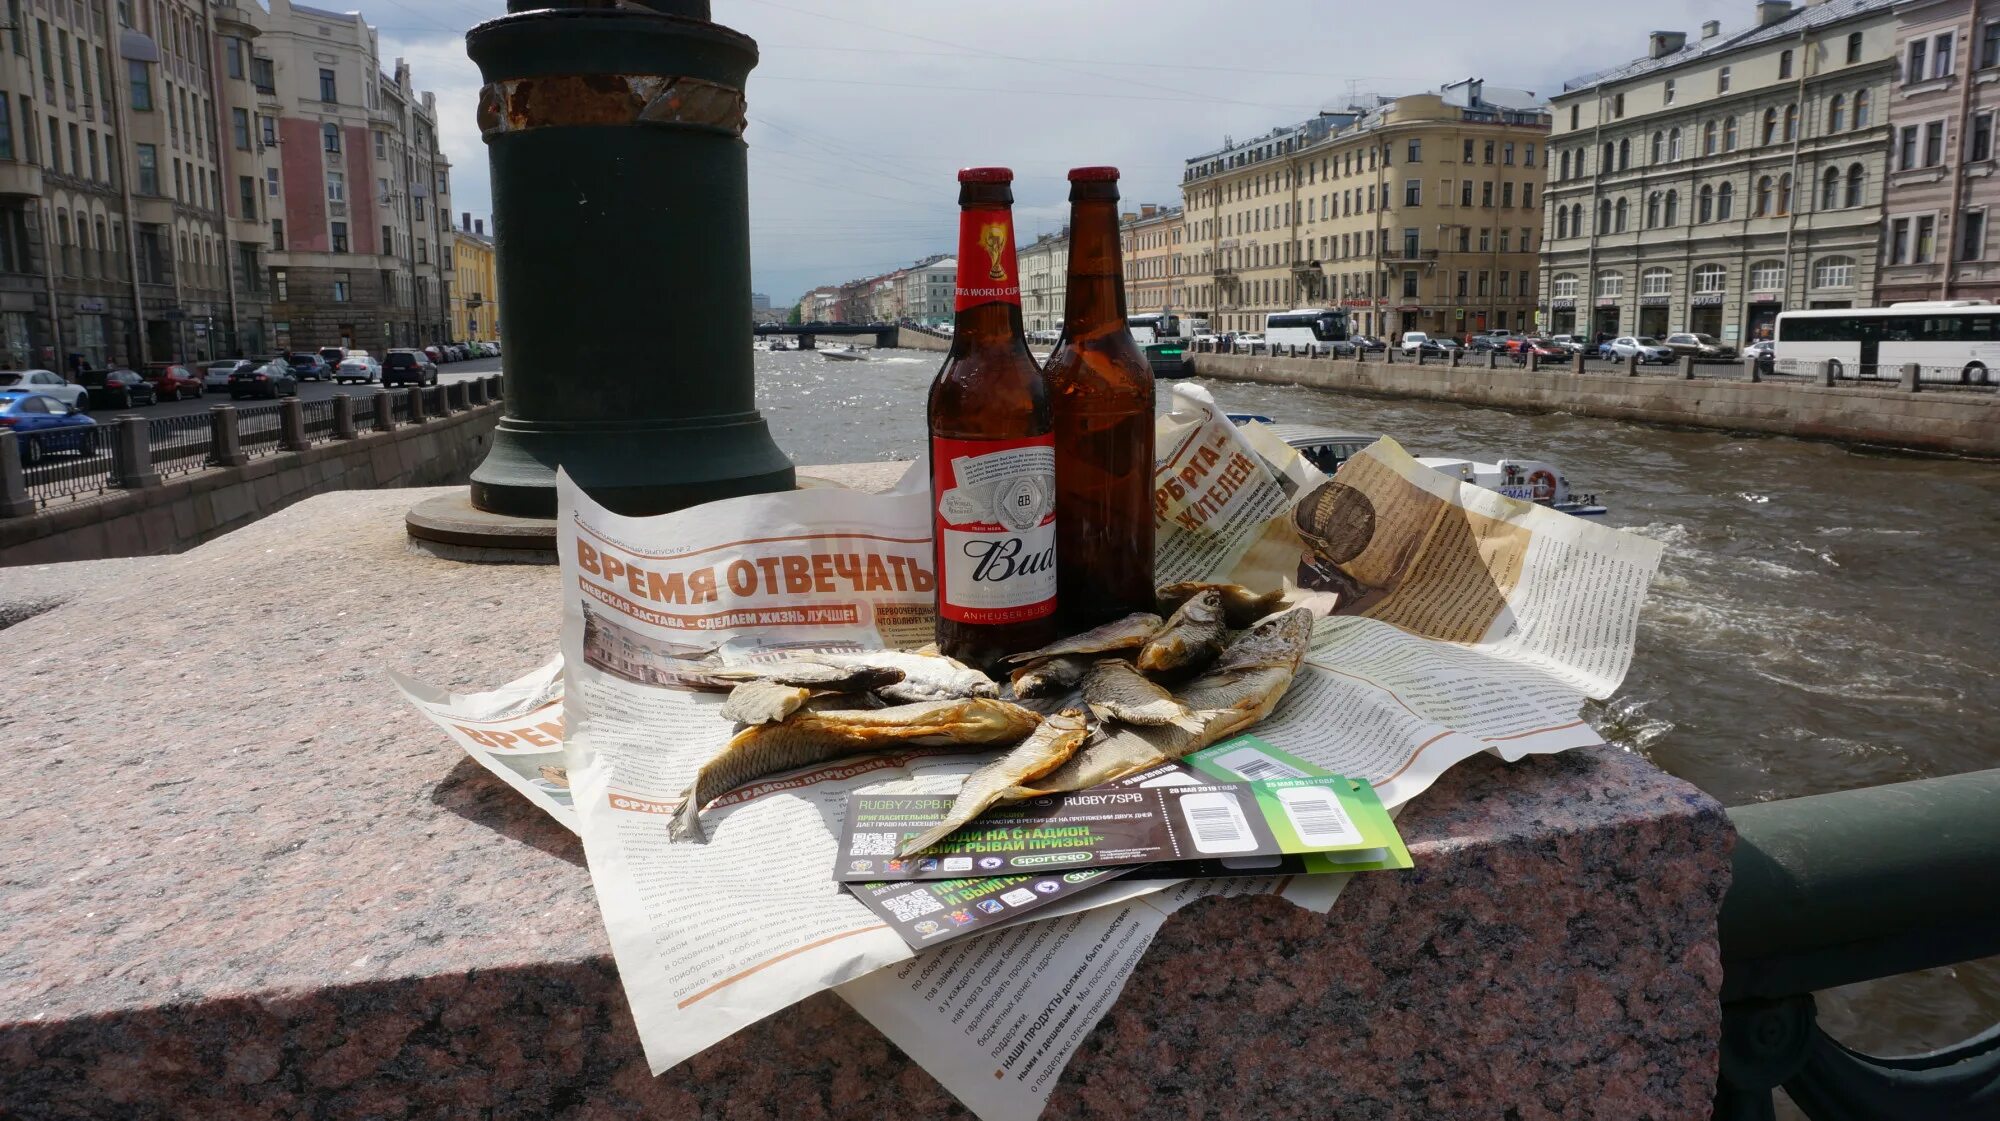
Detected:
[820,346,867,362]
[1238,417,1608,517]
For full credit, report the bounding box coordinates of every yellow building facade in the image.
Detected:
[451,220,500,342]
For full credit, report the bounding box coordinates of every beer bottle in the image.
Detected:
[927,167,1059,669]
[1043,167,1155,627]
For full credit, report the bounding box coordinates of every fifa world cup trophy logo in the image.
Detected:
[979,223,1008,281]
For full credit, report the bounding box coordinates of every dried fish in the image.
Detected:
[1136,590,1227,677]
[895,710,1092,856]
[672,697,1040,842]
[1022,609,1316,796]
[718,679,813,725]
[1081,660,1197,727]
[1000,612,1164,665]
[1157,582,1289,627]
[818,649,998,703]
[1008,654,1093,699]
[682,659,904,694]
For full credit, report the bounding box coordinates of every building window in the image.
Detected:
[252,56,274,94]
[381,223,394,253]
[135,142,156,194]
[1718,66,1731,92]
[1524,143,1535,167]
[322,122,340,152]
[1651,131,1664,163]
[1783,104,1797,143]
[1612,93,1624,119]
[1915,215,1936,261]
[1668,128,1681,161]
[1406,138,1420,162]
[1698,184,1714,222]
[1456,270,1468,298]
[1559,150,1571,179]
[1641,267,1670,296]
[1461,180,1473,207]
[1664,78,1676,105]
[1616,197,1631,231]
[319,68,337,103]
[1718,181,1734,220]
[1664,189,1678,225]
[1854,89,1871,129]
[326,170,344,201]
[1523,183,1533,208]
[1961,210,1988,261]
[271,218,284,250]
[1821,167,1841,210]
[1568,105,1578,130]
[259,114,275,145]
[1755,176,1774,216]
[1813,256,1854,288]
[127,58,150,110]
[1723,115,1738,150]
[1986,21,2000,69]
[1974,112,1995,162]
[417,238,428,264]
[1762,108,1778,145]
[1702,120,1716,155]
[1484,140,1495,164]
[1403,179,1420,206]
[1596,270,1623,298]
[1923,120,1945,167]
[1932,32,1955,78]
[1556,208,1569,238]
[1402,270,1417,298]
[333,273,350,302]
[266,167,279,197]
[374,131,386,159]
[273,267,287,300]
[1694,264,1725,293]
[1749,260,1784,291]
[1463,137,1474,162]
[1597,198,1611,234]
[225,37,243,79]
[331,221,348,252]
[239,175,256,220]
[1846,31,1863,65]
[1647,191,1661,228]
[1777,173,1793,215]
[1552,272,1578,298]
[1779,49,1793,79]
[1828,94,1846,132]
[1503,142,1515,165]
[1845,163,1865,207]
[0,97,10,161]
[231,107,249,150]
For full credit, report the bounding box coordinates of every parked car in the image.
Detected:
[1351,335,1387,353]
[318,346,347,368]
[1399,331,1430,354]
[1745,339,1775,374]
[335,355,382,384]
[1661,333,1736,360]
[0,391,98,463]
[284,353,332,381]
[82,367,158,408]
[382,349,438,387]
[229,359,299,399]
[204,360,251,390]
[143,363,204,401]
[1545,334,1585,355]
[422,345,445,364]
[1507,338,1567,362]
[1467,335,1507,353]
[0,369,88,411]
[1605,336,1676,363]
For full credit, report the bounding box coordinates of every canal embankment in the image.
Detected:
[1186,351,2000,457]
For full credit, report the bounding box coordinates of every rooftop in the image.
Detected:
[1558,0,1897,93]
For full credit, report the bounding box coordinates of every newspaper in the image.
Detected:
[391,657,573,832]
[395,384,1660,1120]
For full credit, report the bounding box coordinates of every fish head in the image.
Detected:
[1178,589,1226,626]
[1216,608,1315,672]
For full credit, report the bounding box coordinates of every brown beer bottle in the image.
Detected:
[927,167,1059,669]
[1043,167,1155,628]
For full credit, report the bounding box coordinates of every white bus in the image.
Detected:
[1263,308,1351,355]
[1774,302,2000,384]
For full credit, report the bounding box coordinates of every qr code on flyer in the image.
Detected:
[882,890,943,923]
[851,832,900,857]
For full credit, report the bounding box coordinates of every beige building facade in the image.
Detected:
[1541,0,1898,347]
[1120,203,1178,316]
[1181,80,1549,340]
[1876,0,2000,303]
[1018,228,1067,334]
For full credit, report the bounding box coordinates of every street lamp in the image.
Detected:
[408,0,793,556]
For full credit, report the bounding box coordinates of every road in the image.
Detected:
[91,356,502,421]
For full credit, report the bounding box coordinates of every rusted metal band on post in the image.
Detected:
[477,74,746,139]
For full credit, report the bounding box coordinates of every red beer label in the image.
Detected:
[954,206,1021,311]
[931,434,1057,625]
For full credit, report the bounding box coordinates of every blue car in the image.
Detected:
[0,391,100,464]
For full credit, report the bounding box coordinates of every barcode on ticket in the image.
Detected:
[851,832,899,856]
[881,890,943,923]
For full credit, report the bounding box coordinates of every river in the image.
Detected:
[752,346,2000,1061]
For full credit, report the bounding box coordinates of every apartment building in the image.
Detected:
[1541,0,1898,346]
[896,254,953,325]
[449,212,495,341]
[1120,203,1178,316]
[1018,228,1068,334]
[1876,0,2000,303]
[1181,80,1548,340]
[246,0,451,354]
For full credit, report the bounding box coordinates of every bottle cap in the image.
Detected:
[958,167,1014,183]
[1067,166,1120,181]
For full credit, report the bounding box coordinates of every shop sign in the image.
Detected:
[1550,297,1576,310]
[1595,297,1618,307]
[1395,304,1423,313]
[77,297,105,313]
[1640,295,1669,306]
[1691,292,1724,307]
[1749,293,1781,304]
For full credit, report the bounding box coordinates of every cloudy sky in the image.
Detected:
[379,0,1752,306]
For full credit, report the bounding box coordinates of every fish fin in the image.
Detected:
[668,788,708,843]
[895,820,958,859]
[1168,712,1208,734]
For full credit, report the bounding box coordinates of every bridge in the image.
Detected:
[753,322,898,350]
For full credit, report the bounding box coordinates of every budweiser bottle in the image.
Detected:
[927,167,1059,669]
[1043,166,1155,627]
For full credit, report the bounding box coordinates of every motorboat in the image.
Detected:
[820,346,868,362]
[1253,421,1608,517]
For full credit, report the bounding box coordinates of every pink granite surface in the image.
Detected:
[0,483,1731,1119]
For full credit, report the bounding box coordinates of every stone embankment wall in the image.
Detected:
[0,404,500,566]
[1187,353,2000,457]
[892,326,950,353]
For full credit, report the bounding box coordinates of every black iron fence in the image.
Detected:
[350,394,377,430]
[147,413,214,479]
[237,403,285,457]
[22,426,116,506]
[301,399,337,441]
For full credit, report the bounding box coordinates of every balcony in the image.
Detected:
[1212,264,1238,279]
[1381,248,1439,264]
[0,161,43,198]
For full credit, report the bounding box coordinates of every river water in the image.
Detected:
[752,346,2000,1058]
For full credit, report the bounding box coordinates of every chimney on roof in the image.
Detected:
[1756,1,1792,27]
[461,211,471,231]
[1141,203,1158,218]
[1648,30,1687,58]
[474,218,484,236]
[1702,20,1721,39]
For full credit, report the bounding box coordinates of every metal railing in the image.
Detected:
[301,399,337,441]
[1713,769,2000,1119]
[23,427,117,505]
[147,412,213,479]
[236,403,285,457]
[350,394,377,430]
[388,392,412,427]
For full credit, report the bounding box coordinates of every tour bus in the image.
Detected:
[1263,308,1351,355]
[1126,312,1209,345]
[1773,301,2000,384]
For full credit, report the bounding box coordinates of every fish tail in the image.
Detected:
[669,785,708,843]
[1168,712,1207,734]
[896,820,956,858]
